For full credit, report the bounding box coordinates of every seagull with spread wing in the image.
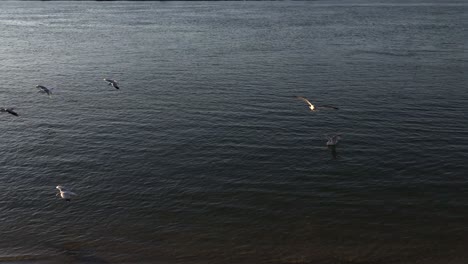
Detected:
[36,85,53,97]
[296,96,339,111]
[104,78,120,89]
[0,107,18,116]
[56,185,77,202]
[326,134,342,146]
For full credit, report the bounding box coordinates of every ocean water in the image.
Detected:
[0,1,467,263]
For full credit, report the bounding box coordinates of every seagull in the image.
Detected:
[326,134,341,146]
[0,107,18,116]
[103,78,120,89]
[36,85,53,96]
[326,134,341,159]
[56,185,77,202]
[296,96,339,111]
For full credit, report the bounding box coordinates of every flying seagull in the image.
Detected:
[104,78,120,89]
[326,134,341,146]
[0,107,18,116]
[56,185,77,202]
[326,134,342,159]
[296,96,339,111]
[36,85,52,96]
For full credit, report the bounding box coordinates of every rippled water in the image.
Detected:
[0,1,467,263]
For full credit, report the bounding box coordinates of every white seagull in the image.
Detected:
[296,96,339,111]
[56,185,77,202]
[326,134,342,146]
[36,85,53,96]
[0,107,19,116]
[103,78,120,89]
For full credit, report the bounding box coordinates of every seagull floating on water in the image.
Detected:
[104,78,120,89]
[0,107,18,116]
[36,85,53,96]
[56,185,77,202]
[296,96,339,111]
[326,134,341,146]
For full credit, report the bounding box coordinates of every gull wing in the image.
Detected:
[296,96,313,107]
[56,185,71,192]
[104,78,117,83]
[320,105,339,110]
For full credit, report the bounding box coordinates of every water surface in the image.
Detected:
[0,1,467,263]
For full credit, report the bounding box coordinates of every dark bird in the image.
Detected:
[326,134,342,159]
[0,107,18,116]
[103,78,120,89]
[326,134,342,146]
[296,96,339,111]
[36,85,53,96]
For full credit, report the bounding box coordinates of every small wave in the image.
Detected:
[0,254,52,263]
[349,49,416,58]
[0,20,43,27]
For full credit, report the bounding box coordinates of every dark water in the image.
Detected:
[0,1,467,263]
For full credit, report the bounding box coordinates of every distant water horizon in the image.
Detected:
[8,0,468,3]
[0,0,467,263]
